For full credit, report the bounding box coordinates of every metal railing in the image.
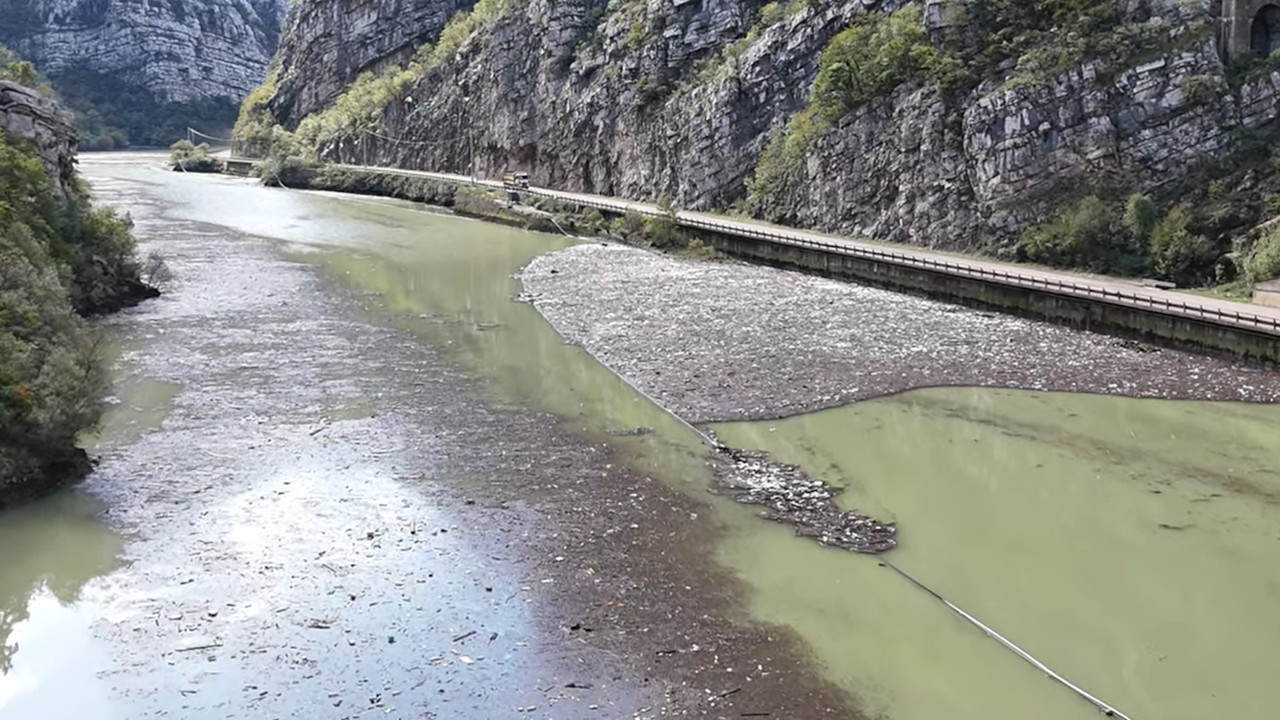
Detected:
[518,187,1280,334]
[335,164,1280,335]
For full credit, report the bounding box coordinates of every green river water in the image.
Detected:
[3,156,1277,719]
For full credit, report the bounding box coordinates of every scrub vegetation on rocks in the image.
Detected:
[0,83,155,506]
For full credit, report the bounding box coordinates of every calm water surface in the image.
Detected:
[0,153,1275,719]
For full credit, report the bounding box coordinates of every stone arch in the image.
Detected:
[1252,3,1280,56]
[1222,0,1280,59]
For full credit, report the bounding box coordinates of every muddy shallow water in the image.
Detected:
[1,153,1277,720]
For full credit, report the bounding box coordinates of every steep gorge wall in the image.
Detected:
[0,79,75,191]
[0,0,289,103]
[766,4,1280,247]
[263,0,1280,252]
[271,0,479,123]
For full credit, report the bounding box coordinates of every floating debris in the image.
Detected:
[714,449,895,554]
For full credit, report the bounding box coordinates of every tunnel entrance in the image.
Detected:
[1251,4,1280,56]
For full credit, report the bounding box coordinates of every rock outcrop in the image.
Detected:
[271,0,478,124]
[0,0,290,103]
[261,0,1280,251]
[0,79,75,191]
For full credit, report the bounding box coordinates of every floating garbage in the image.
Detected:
[714,449,896,554]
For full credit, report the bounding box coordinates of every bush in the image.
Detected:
[0,132,143,312]
[0,222,104,463]
[745,107,829,219]
[1020,195,1145,273]
[1245,226,1280,284]
[1123,193,1159,245]
[232,69,278,158]
[1147,205,1212,285]
[1182,74,1218,107]
[757,2,785,27]
[168,140,222,172]
[813,6,937,121]
[0,131,141,496]
[141,251,174,287]
[611,212,648,243]
[643,197,681,248]
[0,45,41,87]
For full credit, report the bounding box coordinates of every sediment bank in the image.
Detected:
[519,243,1280,423]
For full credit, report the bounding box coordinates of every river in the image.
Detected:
[0,152,1277,719]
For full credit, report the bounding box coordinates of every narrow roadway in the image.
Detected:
[324,163,1280,335]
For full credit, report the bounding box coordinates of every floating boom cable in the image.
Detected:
[879,559,1135,720]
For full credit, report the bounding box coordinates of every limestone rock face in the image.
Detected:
[0,0,289,102]
[0,80,76,191]
[269,0,1280,250]
[271,0,479,123]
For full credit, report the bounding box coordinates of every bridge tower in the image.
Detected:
[1223,0,1280,59]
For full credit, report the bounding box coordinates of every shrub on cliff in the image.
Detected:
[0,132,144,500]
[1245,227,1280,284]
[745,107,828,221]
[813,6,937,120]
[0,45,41,88]
[1019,195,1146,274]
[233,69,278,158]
[0,222,105,491]
[1,133,145,313]
[1147,205,1213,286]
[745,7,937,219]
[168,140,223,172]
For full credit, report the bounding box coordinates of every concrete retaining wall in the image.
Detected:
[703,229,1280,363]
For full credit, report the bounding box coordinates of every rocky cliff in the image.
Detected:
[0,0,290,146]
[252,0,1280,276]
[0,0,289,103]
[0,79,75,191]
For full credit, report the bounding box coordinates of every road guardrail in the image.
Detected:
[333,163,1280,335]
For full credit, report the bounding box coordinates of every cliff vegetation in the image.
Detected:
[0,117,152,505]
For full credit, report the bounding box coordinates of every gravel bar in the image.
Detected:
[520,242,1280,423]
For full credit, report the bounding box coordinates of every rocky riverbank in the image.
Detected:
[520,242,1280,424]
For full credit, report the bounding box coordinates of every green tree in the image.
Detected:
[1147,205,1212,286]
[813,6,937,120]
[1020,195,1145,274]
[1123,193,1159,246]
[1245,226,1280,284]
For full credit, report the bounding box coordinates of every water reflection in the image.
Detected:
[0,491,122,676]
